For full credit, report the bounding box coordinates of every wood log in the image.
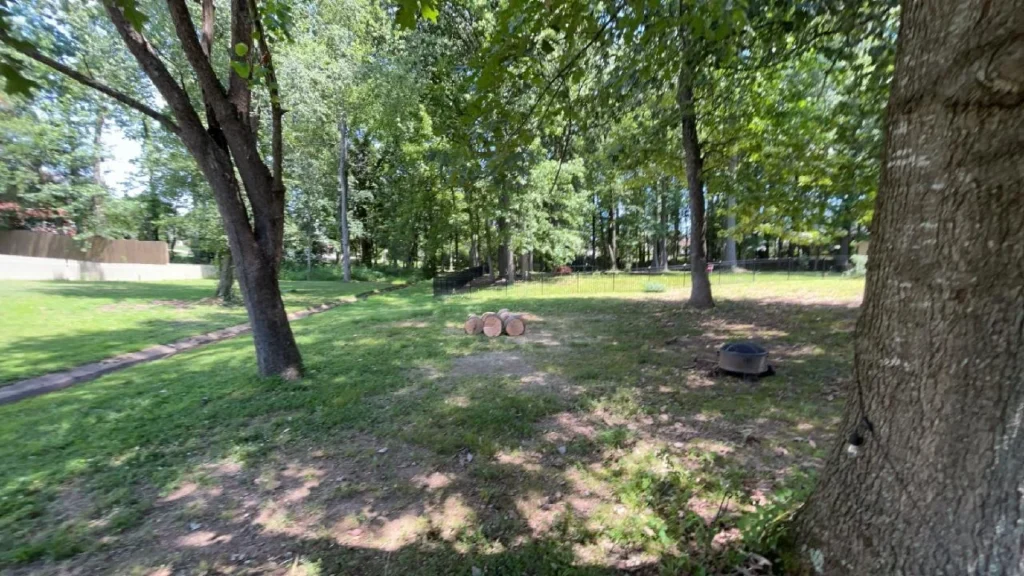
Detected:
[482,314,504,337]
[503,314,526,337]
[464,314,483,335]
[498,308,510,315]
[498,309,511,322]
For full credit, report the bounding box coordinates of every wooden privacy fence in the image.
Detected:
[0,230,169,265]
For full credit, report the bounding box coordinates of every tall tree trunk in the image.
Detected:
[724,208,737,267]
[793,1,1024,573]
[658,183,669,270]
[337,113,351,282]
[451,188,460,270]
[91,107,107,231]
[725,157,738,267]
[504,246,515,285]
[485,224,495,280]
[216,249,234,301]
[591,193,598,266]
[837,226,852,271]
[498,191,511,281]
[705,196,717,262]
[677,49,713,307]
[607,203,618,271]
[305,236,312,280]
[467,186,480,267]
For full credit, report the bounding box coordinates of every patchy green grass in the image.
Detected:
[0,279,396,383]
[0,277,862,574]
[482,270,862,299]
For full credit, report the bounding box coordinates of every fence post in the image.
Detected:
[787,257,791,279]
[612,272,616,292]
[753,259,756,282]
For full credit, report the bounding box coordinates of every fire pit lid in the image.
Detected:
[719,342,767,356]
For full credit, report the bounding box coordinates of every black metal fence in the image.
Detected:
[432,265,488,296]
[434,257,865,298]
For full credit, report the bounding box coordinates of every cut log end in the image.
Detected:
[483,315,504,337]
[464,315,483,335]
[504,315,526,337]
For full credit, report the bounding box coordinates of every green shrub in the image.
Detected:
[849,254,868,276]
[278,263,422,283]
[643,282,666,293]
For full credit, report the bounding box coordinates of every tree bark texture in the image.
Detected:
[608,204,618,271]
[677,69,714,308]
[338,113,351,282]
[675,20,714,307]
[793,2,1024,574]
[837,227,851,271]
[658,183,669,270]
[101,1,303,378]
[216,249,235,302]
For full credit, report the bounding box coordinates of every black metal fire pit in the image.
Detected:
[718,342,774,379]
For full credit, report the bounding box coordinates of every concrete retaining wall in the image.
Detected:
[0,254,217,282]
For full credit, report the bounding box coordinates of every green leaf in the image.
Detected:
[421,3,439,22]
[114,0,148,32]
[234,43,249,57]
[0,61,38,96]
[395,4,416,29]
[230,61,251,79]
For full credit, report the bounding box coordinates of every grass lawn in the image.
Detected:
[0,279,397,384]
[0,277,863,575]
[488,270,864,300]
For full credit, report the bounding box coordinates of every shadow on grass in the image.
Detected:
[0,290,859,573]
[30,281,222,302]
[0,314,248,385]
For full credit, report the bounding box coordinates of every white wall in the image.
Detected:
[0,254,217,282]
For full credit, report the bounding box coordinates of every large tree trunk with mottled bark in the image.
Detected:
[104,0,303,378]
[792,2,1024,574]
[677,55,714,308]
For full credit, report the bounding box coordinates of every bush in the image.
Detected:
[643,282,666,293]
[849,255,868,276]
[278,262,423,283]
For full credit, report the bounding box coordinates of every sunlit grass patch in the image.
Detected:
[0,277,860,572]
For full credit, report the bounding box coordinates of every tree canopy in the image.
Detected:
[2,0,895,294]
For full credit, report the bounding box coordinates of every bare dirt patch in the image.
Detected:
[448,351,579,397]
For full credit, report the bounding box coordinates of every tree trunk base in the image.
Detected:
[236,261,304,379]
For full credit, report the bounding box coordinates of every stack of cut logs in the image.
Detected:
[464,308,526,337]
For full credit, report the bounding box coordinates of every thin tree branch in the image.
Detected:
[249,0,285,194]
[0,29,178,132]
[165,0,263,163]
[229,0,253,117]
[103,1,207,136]
[508,1,626,140]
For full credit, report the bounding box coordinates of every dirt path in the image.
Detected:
[0,284,413,406]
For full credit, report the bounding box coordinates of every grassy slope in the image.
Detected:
[0,277,863,573]
[0,280,394,383]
